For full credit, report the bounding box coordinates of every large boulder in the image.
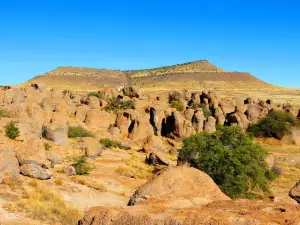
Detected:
[77,137,103,159]
[163,112,195,139]
[42,123,70,146]
[0,149,20,184]
[204,116,216,133]
[123,86,146,100]
[289,180,300,203]
[128,166,230,206]
[20,164,52,180]
[143,136,167,153]
[145,152,169,166]
[128,115,154,143]
[75,105,90,122]
[41,98,55,111]
[16,139,50,168]
[85,110,115,129]
[192,110,205,133]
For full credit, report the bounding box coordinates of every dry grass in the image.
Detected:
[4,184,82,225]
[28,179,38,187]
[86,182,108,192]
[70,176,87,185]
[116,151,154,179]
[260,143,300,153]
[55,177,63,185]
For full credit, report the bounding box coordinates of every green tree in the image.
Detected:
[248,110,300,139]
[179,126,274,198]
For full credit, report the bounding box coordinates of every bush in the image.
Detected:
[68,126,94,138]
[194,103,212,117]
[178,126,275,199]
[100,139,118,148]
[88,91,104,99]
[171,100,185,112]
[248,110,300,139]
[0,109,9,118]
[44,143,52,151]
[105,98,135,112]
[6,121,20,140]
[72,156,93,175]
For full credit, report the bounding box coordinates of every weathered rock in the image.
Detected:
[168,90,183,102]
[128,115,154,142]
[85,110,115,129]
[166,112,195,139]
[117,141,131,150]
[289,180,300,203]
[204,116,216,133]
[0,149,20,184]
[143,136,167,153]
[145,152,169,166]
[16,139,50,168]
[46,151,62,165]
[42,124,70,146]
[108,126,121,139]
[20,164,52,180]
[64,166,76,176]
[75,105,90,122]
[86,96,100,109]
[128,166,230,206]
[192,110,205,133]
[123,86,146,100]
[184,109,194,121]
[77,137,103,159]
[41,98,55,111]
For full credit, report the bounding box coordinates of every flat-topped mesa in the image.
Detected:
[25,60,269,90]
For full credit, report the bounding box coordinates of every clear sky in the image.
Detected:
[0,0,299,87]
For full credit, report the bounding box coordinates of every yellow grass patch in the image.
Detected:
[4,184,82,225]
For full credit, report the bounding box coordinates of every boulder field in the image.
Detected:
[0,83,299,224]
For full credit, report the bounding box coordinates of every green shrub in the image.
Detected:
[68,126,94,138]
[171,100,185,112]
[178,126,274,199]
[72,156,93,175]
[193,103,212,117]
[248,110,300,139]
[6,121,20,140]
[0,109,9,118]
[88,91,104,99]
[44,143,52,151]
[105,98,135,113]
[100,139,118,148]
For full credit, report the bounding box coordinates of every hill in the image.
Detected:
[25,60,269,91]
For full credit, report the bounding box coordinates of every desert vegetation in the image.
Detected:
[72,156,94,175]
[105,98,135,112]
[248,110,300,139]
[100,138,118,148]
[5,183,82,224]
[0,109,9,117]
[88,91,104,99]
[170,100,185,112]
[68,126,94,138]
[179,126,275,198]
[6,121,20,140]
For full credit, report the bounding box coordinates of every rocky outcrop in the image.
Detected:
[20,164,52,180]
[77,137,103,159]
[145,152,169,166]
[204,116,216,133]
[42,123,70,146]
[0,149,20,184]
[289,180,300,203]
[128,166,229,206]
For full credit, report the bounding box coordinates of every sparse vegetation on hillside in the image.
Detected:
[5,183,81,224]
[88,91,104,99]
[68,126,94,138]
[248,110,300,139]
[179,126,275,199]
[44,143,52,151]
[0,109,9,118]
[171,100,185,112]
[105,98,135,112]
[6,121,19,140]
[100,139,118,148]
[72,156,93,175]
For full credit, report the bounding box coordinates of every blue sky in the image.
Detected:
[0,0,299,87]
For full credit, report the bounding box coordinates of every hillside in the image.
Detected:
[26,60,269,90]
